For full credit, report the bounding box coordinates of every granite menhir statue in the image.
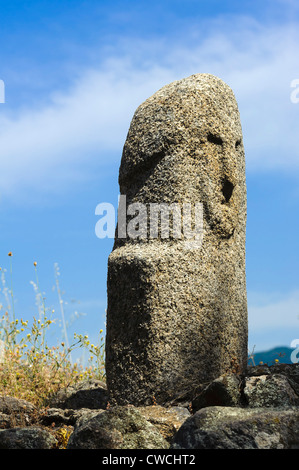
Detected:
[105,73,248,406]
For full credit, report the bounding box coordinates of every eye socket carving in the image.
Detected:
[235,139,242,149]
[207,133,223,146]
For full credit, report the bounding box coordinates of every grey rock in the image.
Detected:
[192,374,242,412]
[244,374,299,408]
[0,396,37,427]
[270,363,299,396]
[39,407,85,427]
[67,405,169,449]
[247,364,271,376]
[106,73,248,406]
[170,406,299,449]
[73,408,106,428]
[0,395,36,415]
[47,379,108,410]
[0,427,57,449]
[138,405,191,443]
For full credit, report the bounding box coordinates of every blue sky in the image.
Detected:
[0,0,299,361]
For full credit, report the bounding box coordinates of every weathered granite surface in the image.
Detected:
[170,406,299,449]
[106,73,248,405]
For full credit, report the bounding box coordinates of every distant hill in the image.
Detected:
[248,346,296,366]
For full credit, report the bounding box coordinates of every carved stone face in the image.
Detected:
[118,73,246,242]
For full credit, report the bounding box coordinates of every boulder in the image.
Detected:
[67,405,169,449]
[269,363,299,396]
[0,427,57,449]
[0,395,36,415]
[170,406,299,449]
[39,407,91,427]
[0,396,37,427]
[191,374,242,412]
[244,374,299,408]
[46,378,108,410]
[138,405,190,443]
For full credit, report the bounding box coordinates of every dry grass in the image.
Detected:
[0,254,105,408]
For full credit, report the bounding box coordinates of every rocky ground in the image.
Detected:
[0,363,298,449]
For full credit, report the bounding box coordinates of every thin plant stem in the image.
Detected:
[8,254,15,323]
[34,264,45,321]
[54,264,71,363]
[1,270,11,327]
[34,263,47,344]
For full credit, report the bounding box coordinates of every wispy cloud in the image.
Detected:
[1,15,299,203]
[248,289,299,351]
[0,63,175,203]
[249,289,299,329]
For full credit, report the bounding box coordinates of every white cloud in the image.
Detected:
[1,15,299,203]
[248,289,299,329]
[248,289,299,351]
[0,63,176,203]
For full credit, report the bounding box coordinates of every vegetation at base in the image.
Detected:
[0,253,105,408]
